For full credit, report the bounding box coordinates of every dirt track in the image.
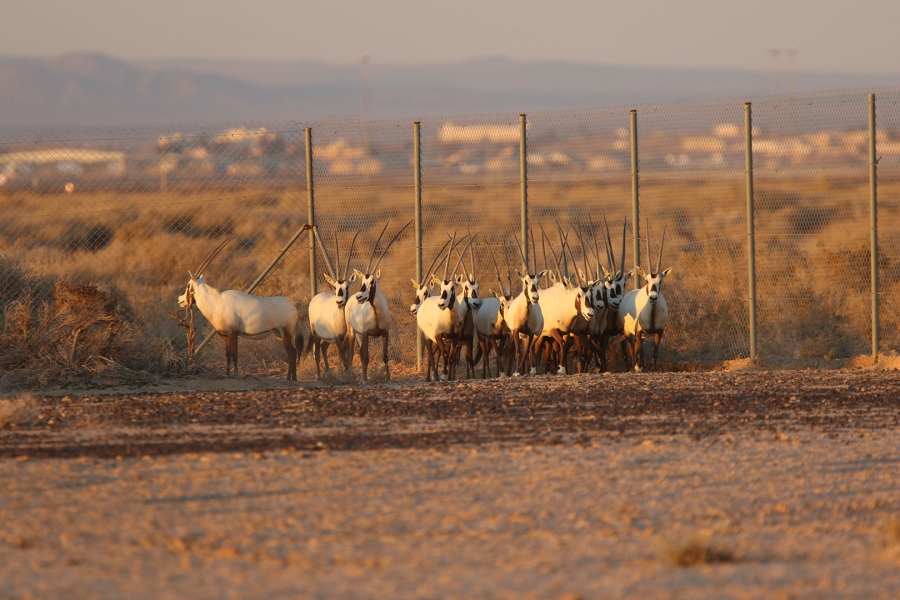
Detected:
[2,370,900,598]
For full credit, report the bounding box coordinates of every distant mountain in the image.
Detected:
[0,53,898,132]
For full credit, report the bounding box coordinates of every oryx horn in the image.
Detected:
[657,223,667,274]
[343,229,362,279]
[602,214,615,273]
[371,220,413,273]
[621,217,627,275]
[444,231,458,280]
[424,237,452,282]
[646,217,652,274]
[486,240,504,289]
[513,233,528,271]
[451,233,477,277]
[365,222,391,274]
[467,228,476,279]
[538,223,562,277]
[195,233,236,277]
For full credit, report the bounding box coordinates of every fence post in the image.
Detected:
[745,102,758,363]
[630,109,640,286]
[414,121,424,371]
[520,114,529,268]
[869,93,879,364]
[306,127,317,299]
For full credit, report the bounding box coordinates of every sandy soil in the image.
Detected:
[2,370,900,599]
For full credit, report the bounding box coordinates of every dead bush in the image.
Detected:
[663,536,736,567]
[0,392,40,427]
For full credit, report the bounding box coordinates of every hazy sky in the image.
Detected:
[2,0,898,73]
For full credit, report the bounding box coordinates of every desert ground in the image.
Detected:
[2,367,900,599]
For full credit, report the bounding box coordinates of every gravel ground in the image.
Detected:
[2,369,900,598]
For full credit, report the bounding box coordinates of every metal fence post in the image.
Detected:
[869,93,879,364]
[414,121,424,371]
[520,114,529,268]
[630,109,640,286]
[306,127,317,299]
[745,102,758,363]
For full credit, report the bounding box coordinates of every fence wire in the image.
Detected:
[1,87,897,376]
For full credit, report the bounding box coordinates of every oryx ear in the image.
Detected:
[353,269,364,278]
[634,266,646,278]
[455,274,464,283]
[537,269,548,279]
[661,267,672,277]
[562,276,572,289]
[623,271,633,282]
[432,275,443,286]
[578,268,586,282]
[492,291,500,299]
[187,271,194,280]
[349,271,359,282]
[411,278,421,288]
[601,266,610,277]
[375,269,381,279]
[515,269,525,279]
[324,273,336,286]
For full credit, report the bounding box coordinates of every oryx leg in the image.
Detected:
[479,338,490,379]
[632,331,644,373]
[547,330,567,375]
[652,331,663,371]
[359,333,370,381]
[282,330,297,381]
[382,332,390,379]
[312,334,322,379]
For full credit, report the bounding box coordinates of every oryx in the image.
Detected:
[177,228,310,380]
[619,219,672,372]
[345,221,412,381]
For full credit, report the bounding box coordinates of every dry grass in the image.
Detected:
[0,392,40,427]
[663,536,736,567]
[3,176,900,384]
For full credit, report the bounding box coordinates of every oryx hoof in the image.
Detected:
[439,374,448,382]
[557,366,567,375]
[513,372,521,377]
[634,365,643,373]
[529,368,537,376]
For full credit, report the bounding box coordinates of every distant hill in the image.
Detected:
[0,53,897,132]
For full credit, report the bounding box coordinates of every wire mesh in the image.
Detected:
[1,87,897,378]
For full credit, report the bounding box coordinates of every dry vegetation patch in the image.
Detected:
[663,536,737,567]
[0,392,40,427]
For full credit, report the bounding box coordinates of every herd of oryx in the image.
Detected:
[176,217,672,382]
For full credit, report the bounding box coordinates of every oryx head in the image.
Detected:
[515,269,547,304]
[564,276,595,321]
[409,237,452,315]
[636,220,671,305]
[455,233,481,308]
[319,228,361,309]
[432,232,476,311]
[353,220,413,305]
[178,234,235,309]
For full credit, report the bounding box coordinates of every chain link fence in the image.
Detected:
[1,87,898,379]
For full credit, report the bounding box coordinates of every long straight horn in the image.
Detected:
[343,229,361,279]
[588,216,603,278]
[574,227,592,284]
[503,241,513,292]
[366,222,390,274]
[487,241,503,288]
[312,228,337,279]
[445,231,458,280]
[196,233,236,277]
[621,218,627,275]
[602,214,615,272]
[539,223,562,276]
[333,230,341,279]
[530,227,538,273]
[555,221,569,278]
[452,234,477,277]
[513,234,528,271]
[467,229,476,279]
[372,220,413,272]
[646,218,652,273]
[541,228,550,273]
[425,238,452,281]
[657,224,667,273]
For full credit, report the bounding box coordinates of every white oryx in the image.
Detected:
[471,241,514,378]
[415,233,476,381]
[177,228,310,380]
[506,233,547,376]
[308,228,361,379]
[535,224,594,375]
[345,221,413,381]
[408,238,452,317]
[451,233,482,378]
[619,220,672,372]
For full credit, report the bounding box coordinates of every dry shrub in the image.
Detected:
[0,273,147,387]
[664,536,736,567]
[0,392,40,427]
